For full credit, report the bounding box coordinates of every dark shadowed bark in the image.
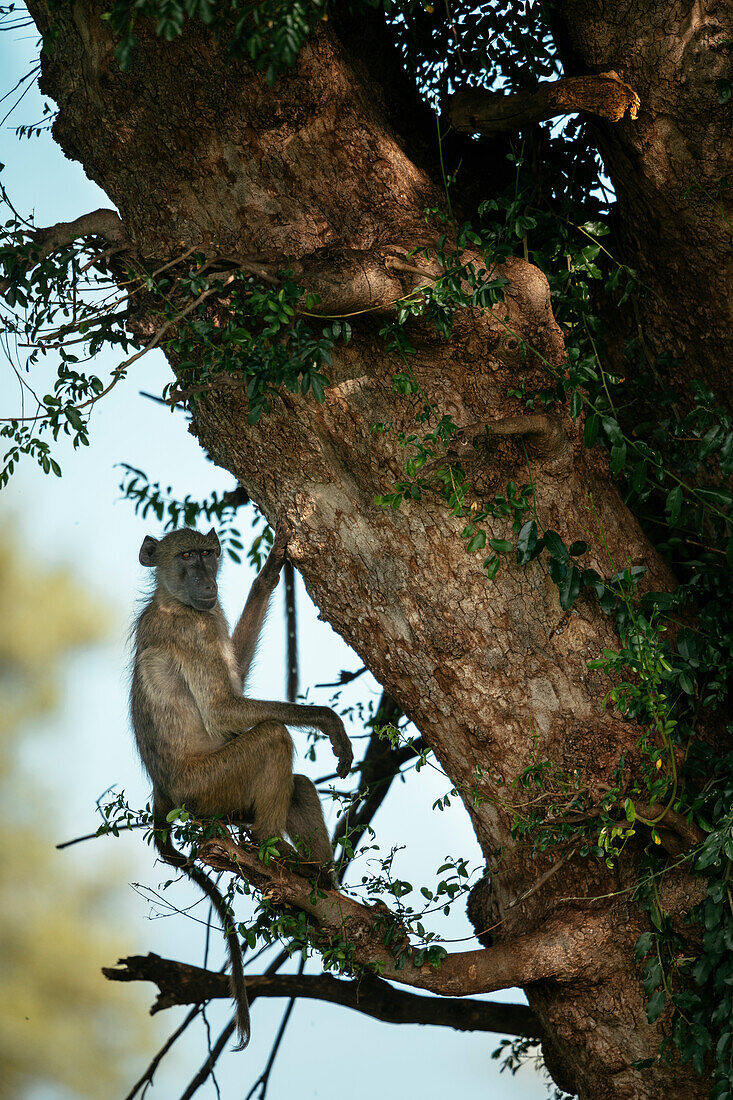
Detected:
[23,2,726,1096]
[550,0,733,403]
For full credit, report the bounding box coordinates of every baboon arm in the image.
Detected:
[237,698,353,779]
[178,654,354,779]
[232,523,289,683]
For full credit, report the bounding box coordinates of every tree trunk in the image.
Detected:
[551,0,733,403]
[26,3,715,1096]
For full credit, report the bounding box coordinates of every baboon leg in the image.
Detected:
[249,721,295,840]
[174,720,294,839]
[286,774,333,864]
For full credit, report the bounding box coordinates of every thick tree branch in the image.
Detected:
[422,414,570,475]
[104,953,542,1038]
[449,73,640,135]
[196,836,610,996]
[31,208,130,254]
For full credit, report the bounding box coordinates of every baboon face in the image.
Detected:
[139,528,222,611]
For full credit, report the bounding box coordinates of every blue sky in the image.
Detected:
[0,16,546,1100]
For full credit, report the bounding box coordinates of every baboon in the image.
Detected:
[130,522,353,1048]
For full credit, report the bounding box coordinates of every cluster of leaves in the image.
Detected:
[118,464,253,561]
[0,196,134,486]
[0,218,354,482]
[631,751,733,1098]
[160,261,346,424]
[384,0,560,105]
[493,1036,574,1100]
[48,0,329,80]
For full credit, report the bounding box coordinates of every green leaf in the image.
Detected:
[568,540,589,556]
[696,487,732,508]
[678,671,695,695]
[665,485,683,526]
[610,442,627,475]
[466,530,486,552]
[484,554,500,580]
[558,564,582,610]
[489,538,513,554]
[516,519,538,564]
[646,989,667,1024]
[543,530,569,563]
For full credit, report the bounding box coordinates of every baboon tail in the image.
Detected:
[152,805,250,1050]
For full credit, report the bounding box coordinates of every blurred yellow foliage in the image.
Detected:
[0,529,149,1100]
[0,534,110,748]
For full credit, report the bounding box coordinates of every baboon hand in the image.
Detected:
[321,710,353,778]
[271,519,292,565]
[261,519,292,583]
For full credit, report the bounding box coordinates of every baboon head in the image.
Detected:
[139,528,222,610]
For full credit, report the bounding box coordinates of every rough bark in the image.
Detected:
[25,2,719,1096]
[550,0,733,404]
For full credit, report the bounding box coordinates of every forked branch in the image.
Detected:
[197,835,611,996]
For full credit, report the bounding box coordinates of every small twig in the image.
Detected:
[177,1016,236,1100]
[315,666,367,688]
[56,822,146,849]
[505,844,579,913]
[123,1005,202,1100]
[244,958,305,1100]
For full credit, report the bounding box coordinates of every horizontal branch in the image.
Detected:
[449,73,640,135]
[196,836,610,996]
[103,953,543,1038]
[32,208,130,256]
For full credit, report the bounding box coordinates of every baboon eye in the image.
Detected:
[202,550,211,557]
[182,551,192,560]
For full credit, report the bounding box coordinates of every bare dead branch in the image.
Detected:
[195,836,611,995]
[103,953,542,1038]
[449,73,640,135]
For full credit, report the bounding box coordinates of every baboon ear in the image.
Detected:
[139,536,159,567]
[206,528,221,557]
